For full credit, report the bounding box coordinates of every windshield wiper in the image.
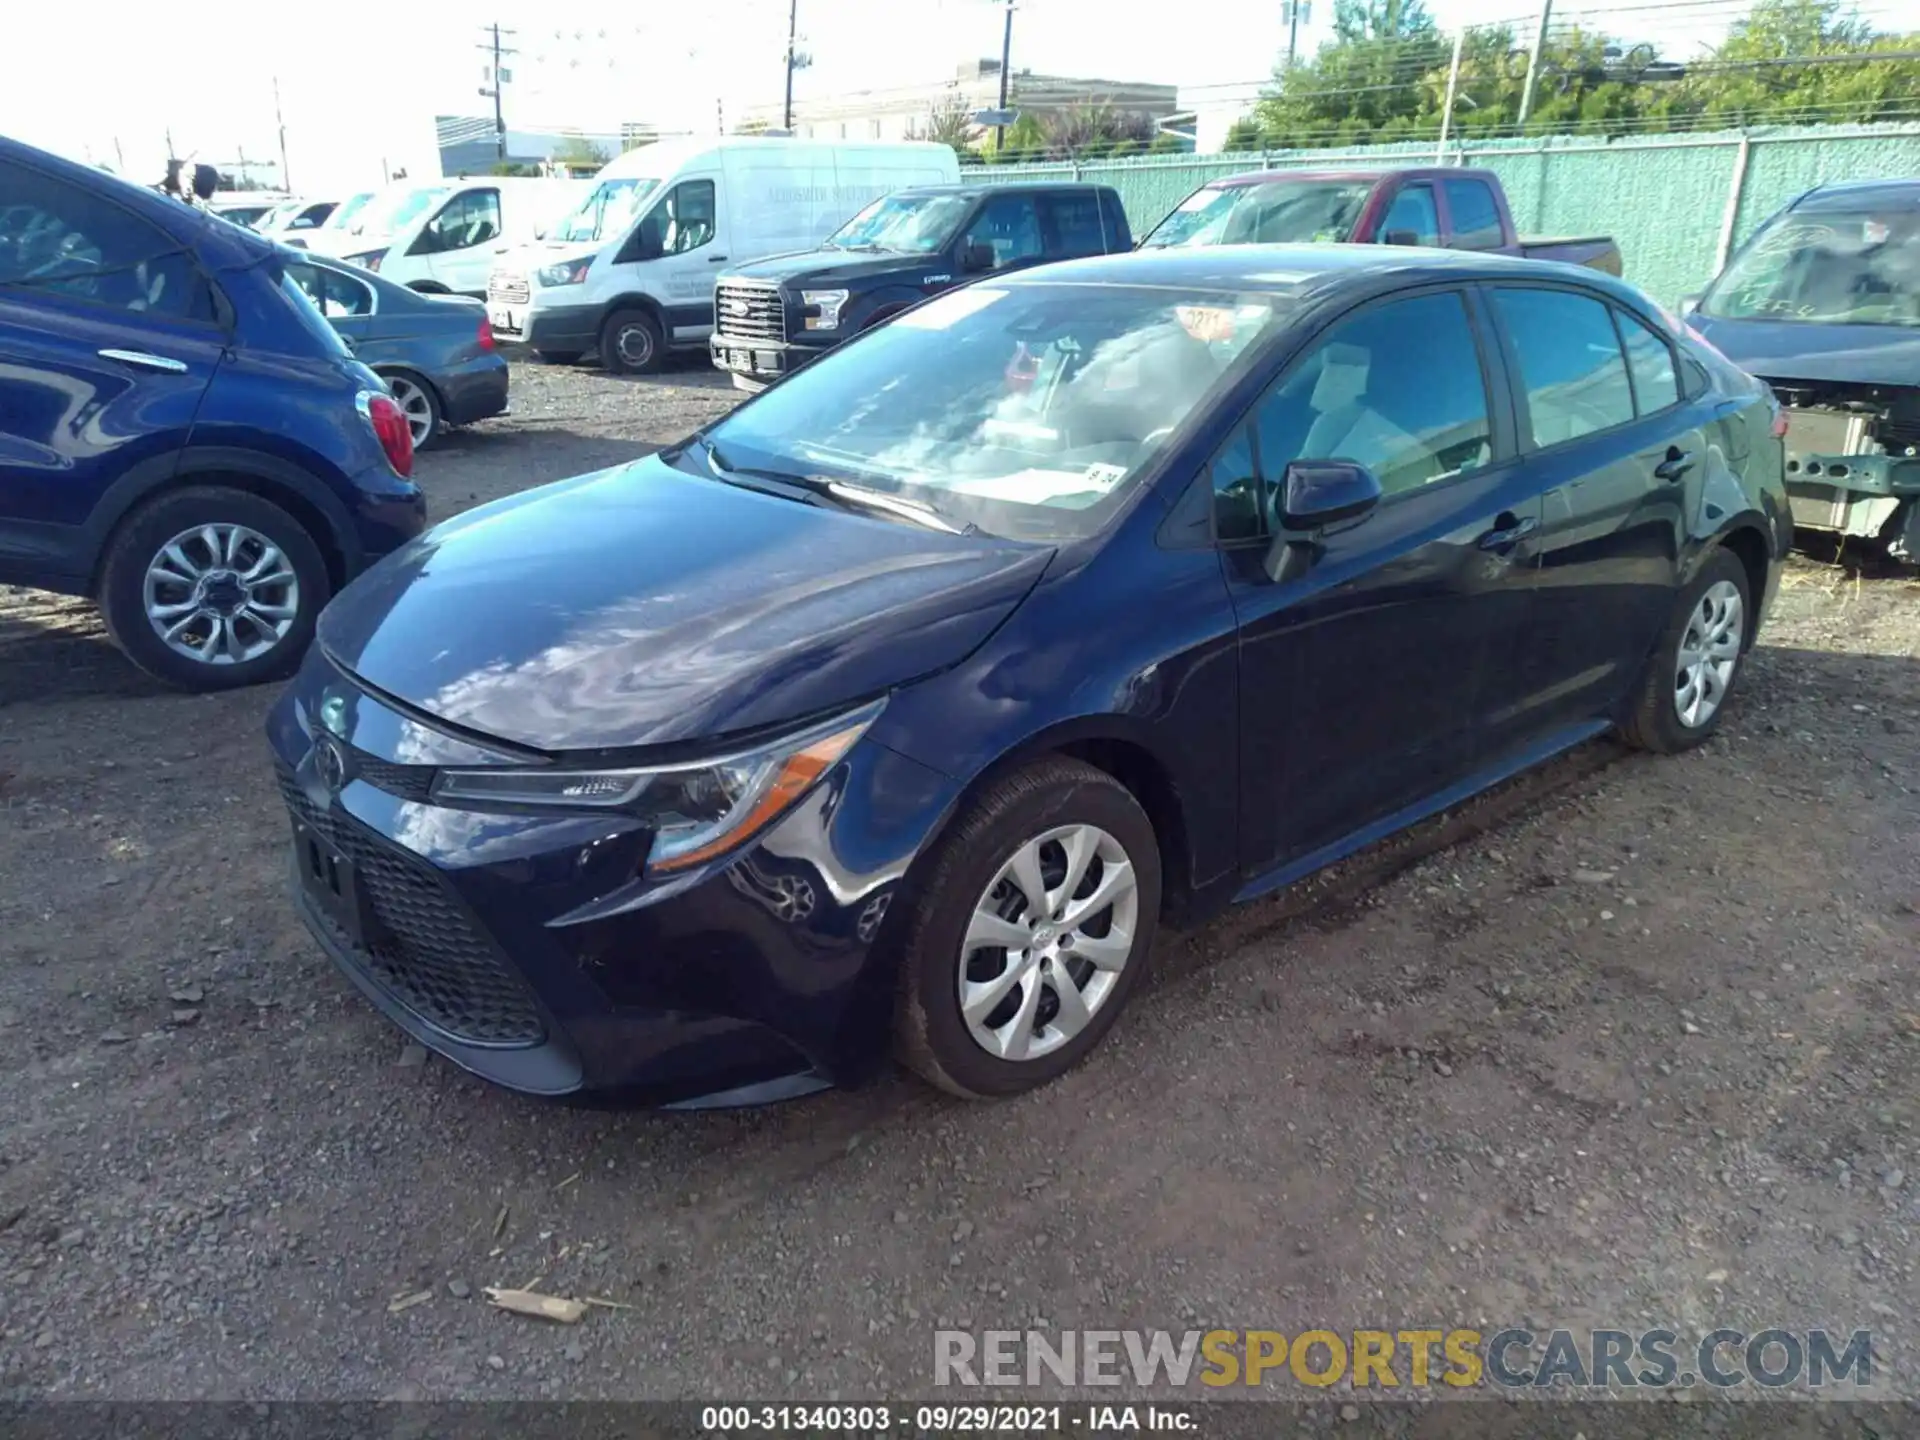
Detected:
[698,437,965,533]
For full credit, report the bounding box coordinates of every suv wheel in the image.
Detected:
[99,486,332,692]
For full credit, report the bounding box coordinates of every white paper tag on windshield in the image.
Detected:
[896,287,1008,330]
[1083,463,1128,490]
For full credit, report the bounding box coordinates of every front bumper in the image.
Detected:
[493,300,600,354]
[708,333,832,384]
[265,653,960,1105]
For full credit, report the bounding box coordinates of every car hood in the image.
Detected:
[1689,313,1920,386]
[723,248,952,288]
[493,239,602,275]
[318,454,1052,753]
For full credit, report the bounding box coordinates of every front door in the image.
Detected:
[632,176,723,342]
[0,156,224,581]
[1213,286,1540,878]
[417,187,502,296]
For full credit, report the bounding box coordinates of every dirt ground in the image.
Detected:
[2,358,1918,1407]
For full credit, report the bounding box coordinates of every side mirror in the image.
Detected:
[191,164,219,201]
[1282,459,1382,529]
[1383,229,1420,247]
[962,242,997,273]
[1678,294,1701,316]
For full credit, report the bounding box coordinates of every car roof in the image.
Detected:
[1796,178,1920,210]
[887,182,1116,198]
[1006,243,1649,308]
[1202,165,1497,188]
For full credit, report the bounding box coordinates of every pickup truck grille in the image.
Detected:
[488,275,530,304]
[715,282,786,343]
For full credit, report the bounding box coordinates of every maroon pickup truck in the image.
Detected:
[1140,165,1622,274]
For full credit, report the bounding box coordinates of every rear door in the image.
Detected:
[1214,285,1539,877]
[1039,190,1114,260]
[1487,283,1707,738]
[0,157,224,583]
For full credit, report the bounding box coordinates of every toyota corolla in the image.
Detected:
[267,246,1789,1107]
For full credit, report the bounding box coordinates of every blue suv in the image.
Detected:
[0,136,426,690]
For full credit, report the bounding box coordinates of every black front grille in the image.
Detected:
[714,282,786,342]
[277,770,545,1047]
[349,751,436,803]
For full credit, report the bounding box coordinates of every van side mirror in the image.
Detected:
[962,242,997,272]
[1262,460,1382,582]
[1383,229,1420,247]
[1678,294,1701,316]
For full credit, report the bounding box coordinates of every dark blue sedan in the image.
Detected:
[268,246,1791,1106]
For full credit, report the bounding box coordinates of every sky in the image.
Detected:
[0,0,1841,194]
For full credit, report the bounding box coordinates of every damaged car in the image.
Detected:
[1686,179,1920,561]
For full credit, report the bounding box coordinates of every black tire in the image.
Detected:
[380,369,443,452]
[98,485,331,693]
[600,307,663,375]
[1618,546,1753,754]
[532,349,582,365]
[894,757,1162,1099]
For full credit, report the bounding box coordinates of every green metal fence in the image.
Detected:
[962,122,1920,303]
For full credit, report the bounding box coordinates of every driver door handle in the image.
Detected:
[99,348,188,374]
[1477,511,1538,551]
[1655,447,1696,482]
[707,255,729,263]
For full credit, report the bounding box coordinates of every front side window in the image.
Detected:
[960,195,1043,270]
[1379,184,1439,246]
[1235,290,1491,520]
[1701,203,1920,328]
[827,193,974,254]
[635,179,716,257]
[1442,179,1503,250]
[416,189,501,254]
[1140,181,1374,249]
[0,160,215,322]
[696,281,1292,541]
[1494,287,1637,445]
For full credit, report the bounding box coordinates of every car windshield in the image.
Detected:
[321,193,375,231]
[347,186,449,237]
[1141,181,1374,248]
[551,178,659,243]
[695,280,1291,541]
[827,193,974,253]
[261,199,308,230]
[1702,204,1920,328]
[216,205,273,229]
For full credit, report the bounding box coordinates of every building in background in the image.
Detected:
[774,59,1178,143]
[434,116,670,176]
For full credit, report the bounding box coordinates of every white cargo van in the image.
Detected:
[486,137,959,372]
[306,176,589,298]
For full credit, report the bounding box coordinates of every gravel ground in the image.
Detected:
[1,359,1918,1405]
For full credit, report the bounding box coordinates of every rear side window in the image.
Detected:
[1099,191,1130,246]
[285,261,374,318]
[1442,180,1503,250]
[1616,308,1680,414]
[276,269,351,357]
[1379,183,1438,246]
[1043,191,1109,258]
[0,160,216,323]
[1493,287,1636,446]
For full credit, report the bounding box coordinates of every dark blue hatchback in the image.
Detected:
[0,135,425,690]
[269,246,1790,1107]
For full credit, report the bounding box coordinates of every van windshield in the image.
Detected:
[1141,181,1374,248]
[1702,205,1920,328]
[347,186,449,238]
[320,193,375,231]
[827,193,974,254]
[552,178,660,243]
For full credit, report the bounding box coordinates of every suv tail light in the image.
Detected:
[357,390,415,479]
[477,314,496,352]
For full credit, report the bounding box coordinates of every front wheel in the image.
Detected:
[600,307,663,375]
[894,758,1162,1098]
[1618,546,1752,754]
[98,485,331,692]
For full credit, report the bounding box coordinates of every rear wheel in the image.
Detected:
[894,758,1161,1099]
[1618,546,1752,754]
[382,370,443,452]
[600,307,663,375]
[98,485,331,692]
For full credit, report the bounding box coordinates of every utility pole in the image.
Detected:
[1518,0,1552,126]
[1284,0,1307,72]
[273,77,292,192]
[995,0,1015,151]
[1436,25,1465,164]
[478,24,518,159]
[784,0,799,130]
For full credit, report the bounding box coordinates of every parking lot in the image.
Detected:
[2,357,1918,1402]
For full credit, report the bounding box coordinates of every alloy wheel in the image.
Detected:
[141,523,301,666]
[1674,579,1743,728]
[958,824,1139,1062]
[387,375,435,448]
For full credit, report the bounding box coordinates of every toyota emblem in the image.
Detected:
[314,737,348,795]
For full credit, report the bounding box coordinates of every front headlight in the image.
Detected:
[430,702,881,872]
[801,288,850,331]
[535,258,593,287]
[346,248,387,272]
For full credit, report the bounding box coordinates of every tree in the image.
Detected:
[909,91,980,162]
[982,113,1048,164]
[1149,130,1190,154]
[1040,103,1154,160]
[552,135,611,170]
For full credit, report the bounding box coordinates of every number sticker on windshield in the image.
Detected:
[896,288,1008,330]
